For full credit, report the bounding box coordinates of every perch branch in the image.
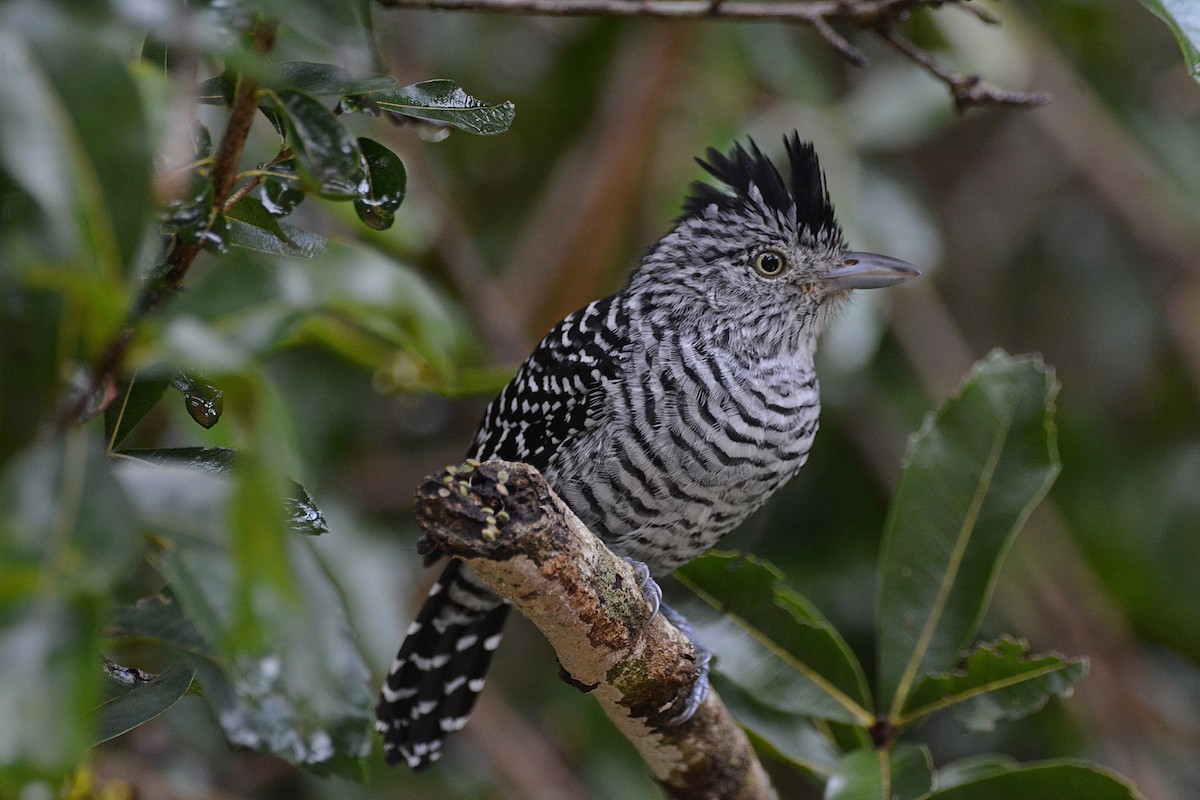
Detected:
[375,0,1047,109]
[414,460,772,800]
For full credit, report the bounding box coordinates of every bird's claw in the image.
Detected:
[662,642,712,726]
[622,556,662,621]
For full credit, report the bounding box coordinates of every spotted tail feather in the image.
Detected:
[376,560,510,769]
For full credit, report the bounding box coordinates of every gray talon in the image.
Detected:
[622,556,662,621]
[659,603,712,726]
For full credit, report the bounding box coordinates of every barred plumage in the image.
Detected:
[377,133,918,769]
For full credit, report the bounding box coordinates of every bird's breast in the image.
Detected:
[546,332,821,573]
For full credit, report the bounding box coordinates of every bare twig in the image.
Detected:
[376,0,1049,111]
[877,27,1050,113]
[415,460,773,800]
[376,0,919,24]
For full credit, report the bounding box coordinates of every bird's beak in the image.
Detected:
[817,252,920,293]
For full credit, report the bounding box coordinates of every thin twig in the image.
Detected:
[375,0,922,24]
[377,0,1048,111]
[877,27,1050,113]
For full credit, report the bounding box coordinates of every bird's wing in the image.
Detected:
[468,294,628,472]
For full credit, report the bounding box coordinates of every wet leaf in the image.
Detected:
[113,446,367,776]
[271,88,365,198]
[935,755,1019,790]
[259,164,307,218]
[877,351,1060,717]
[270,61,397,96]
[353,137,406,230]
[171,372,224,429]
[371,79,515,134]
[902,637,1087,731]
[678,552,872,725]
[227,218,328,258]
[227,195,294,245]
[926,760,1146,800]
[824,744,934,800]
[95,661,196,745]
[115,448,327,535]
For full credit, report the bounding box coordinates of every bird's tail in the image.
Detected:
[376,560,510,769]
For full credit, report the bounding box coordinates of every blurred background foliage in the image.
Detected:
[1,0,1199,798]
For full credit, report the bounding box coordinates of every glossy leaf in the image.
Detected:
[113,450,367,776]
[711,672,839,778]
[258,163,306,218]
[272,89,365,198]
[902,637,1087,731]
[927,760,1146,800]
[95,662,196,745]
[227,195,294,246]
[115,448,328,536]
[371,79,515,134]
[172,372,224,429]
[824,744,934,800]
[353,137,406,230]
[227,218,328,258]
[878,351,1060,717]
[677,552,873,725]
[270,61,396,96]
[1140,0,1200,80]
[935,755,1019,790]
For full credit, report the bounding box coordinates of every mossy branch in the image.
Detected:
[414,460,772,800]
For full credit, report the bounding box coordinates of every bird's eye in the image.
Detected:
[753,249,787,278]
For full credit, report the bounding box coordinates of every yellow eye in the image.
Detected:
[753,249,787,278]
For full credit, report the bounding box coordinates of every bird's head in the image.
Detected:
[630,133,918,354]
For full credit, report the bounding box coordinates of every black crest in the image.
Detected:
[681,132,838,238]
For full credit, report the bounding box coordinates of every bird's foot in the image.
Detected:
[621,556,662,621]
[660,603,712,726]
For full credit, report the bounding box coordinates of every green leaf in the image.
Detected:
[0,432,139,784]
[227,218,328,258]
[271,89,366,198]
[824,744,934,800]
[105,377,169,450]
[23,28,154,276]
[677,551,873,725]
[95,661,196,745]
[353,137,406,230]
[1140,0,1200,80]
[935,756,1019,790]
[113,447,368,776]
[227,195,295,246]
[877,351,1060,717]
[710,672,839,778]
[115,448,328,536]
[901,637,1087,731]
[270,61,397,96]
[926,760,1146,800]
[258,162,306,218]
[371,79,515,134]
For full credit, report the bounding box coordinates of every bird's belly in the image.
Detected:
[547,405,818,574]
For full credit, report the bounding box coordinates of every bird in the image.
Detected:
[376,132,918,769]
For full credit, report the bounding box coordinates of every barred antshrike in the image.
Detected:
[376,133,918,768]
